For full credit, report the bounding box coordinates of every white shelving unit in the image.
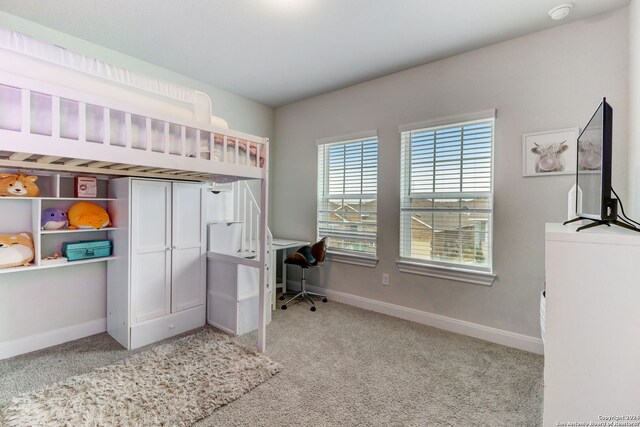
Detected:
[40,227,117,235]
[0,256,118,274]
[0,171,116,274]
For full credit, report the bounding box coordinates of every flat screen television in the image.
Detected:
[566,98,638,232]
[576,98,615,221]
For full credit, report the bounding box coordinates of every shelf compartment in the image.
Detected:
[0,256,117,274]
[0,256,118,274]
[40,227,117,235]
[0,174,57,198]
[41,197,117,201]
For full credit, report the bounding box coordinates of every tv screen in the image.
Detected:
[576,98,613,220]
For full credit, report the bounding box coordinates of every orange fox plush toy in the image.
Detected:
[0,232,35,268]
[0,174,40,197]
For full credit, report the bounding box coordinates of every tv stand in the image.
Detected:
[563,216,640,232]
[544,224,640,423]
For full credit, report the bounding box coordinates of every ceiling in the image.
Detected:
[0,0,630,107]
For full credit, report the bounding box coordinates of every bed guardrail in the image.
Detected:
[0,71,267,181]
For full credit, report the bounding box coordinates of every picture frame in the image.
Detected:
[74,176,98,198]
[522,127,579,177]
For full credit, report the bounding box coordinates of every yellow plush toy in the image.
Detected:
[68,202,111,229]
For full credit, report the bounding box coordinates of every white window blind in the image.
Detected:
[318,135,378,257]
[400,118,494,271]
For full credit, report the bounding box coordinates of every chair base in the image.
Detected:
[280,278,327,311]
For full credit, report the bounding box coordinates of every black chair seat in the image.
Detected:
[280,237,328,311]
[284,245,315,268]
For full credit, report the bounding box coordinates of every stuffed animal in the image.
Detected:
[41,208,69,230]
[68,202,111,229]
[0,174,40,197]
[0,232,34,268]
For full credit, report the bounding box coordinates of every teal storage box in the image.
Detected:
[62,240,112,261]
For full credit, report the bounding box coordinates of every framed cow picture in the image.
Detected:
[522,128,579,177]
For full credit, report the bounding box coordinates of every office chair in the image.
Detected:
[280,237,328,311]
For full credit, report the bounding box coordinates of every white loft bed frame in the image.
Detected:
[0,30,270,352]
[0,70,268,182]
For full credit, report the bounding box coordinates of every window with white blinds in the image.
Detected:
[317,135,378,257]
[400,118,494,272]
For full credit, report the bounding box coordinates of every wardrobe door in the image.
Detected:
[171,182,205,312]
[131,180,172,323]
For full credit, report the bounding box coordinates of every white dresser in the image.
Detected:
[107,178,206,349]
[544,223,640,425]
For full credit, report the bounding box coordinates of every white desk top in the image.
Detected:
[272,239,309,250]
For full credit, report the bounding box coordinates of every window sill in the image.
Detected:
[395,260,496,286]
[327,251,379,268]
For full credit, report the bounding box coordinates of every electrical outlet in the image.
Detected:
[382,273,390,286]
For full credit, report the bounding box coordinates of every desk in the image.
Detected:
[271,238,309,309]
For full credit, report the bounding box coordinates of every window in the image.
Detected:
[399,114,494,273]
[317,132,378,260]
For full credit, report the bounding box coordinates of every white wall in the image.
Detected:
[273,9,629,339]
[630,1,640,216]
[0,13,275,353]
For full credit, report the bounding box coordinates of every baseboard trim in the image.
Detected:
[299,282,543,355]
[0,318,107,360]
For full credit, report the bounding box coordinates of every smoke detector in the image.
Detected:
[549,4,573,20]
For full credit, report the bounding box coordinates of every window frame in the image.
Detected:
[397,110,497,285]
[316,130,379,266]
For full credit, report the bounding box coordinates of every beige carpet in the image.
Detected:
[0,329,281,426]
[0,301,543,426]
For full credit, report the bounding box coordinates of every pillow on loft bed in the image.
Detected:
[212,135,266,167]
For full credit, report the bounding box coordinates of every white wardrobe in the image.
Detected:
[107,178,206,349]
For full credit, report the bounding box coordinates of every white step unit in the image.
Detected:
[206,252,271,336]
[207,220,242,255]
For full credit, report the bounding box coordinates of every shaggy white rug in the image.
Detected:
[0,329,281,426]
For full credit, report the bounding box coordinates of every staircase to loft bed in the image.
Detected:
[207,180,275,334]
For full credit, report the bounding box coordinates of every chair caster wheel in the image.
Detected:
[281,305,287,310]
[322,298,328,303]
[310,306,316,312]
[279,295,285,300]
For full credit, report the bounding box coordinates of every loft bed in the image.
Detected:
[0,29,269,352]
[0,70,267,181]
[0,28,268,182]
